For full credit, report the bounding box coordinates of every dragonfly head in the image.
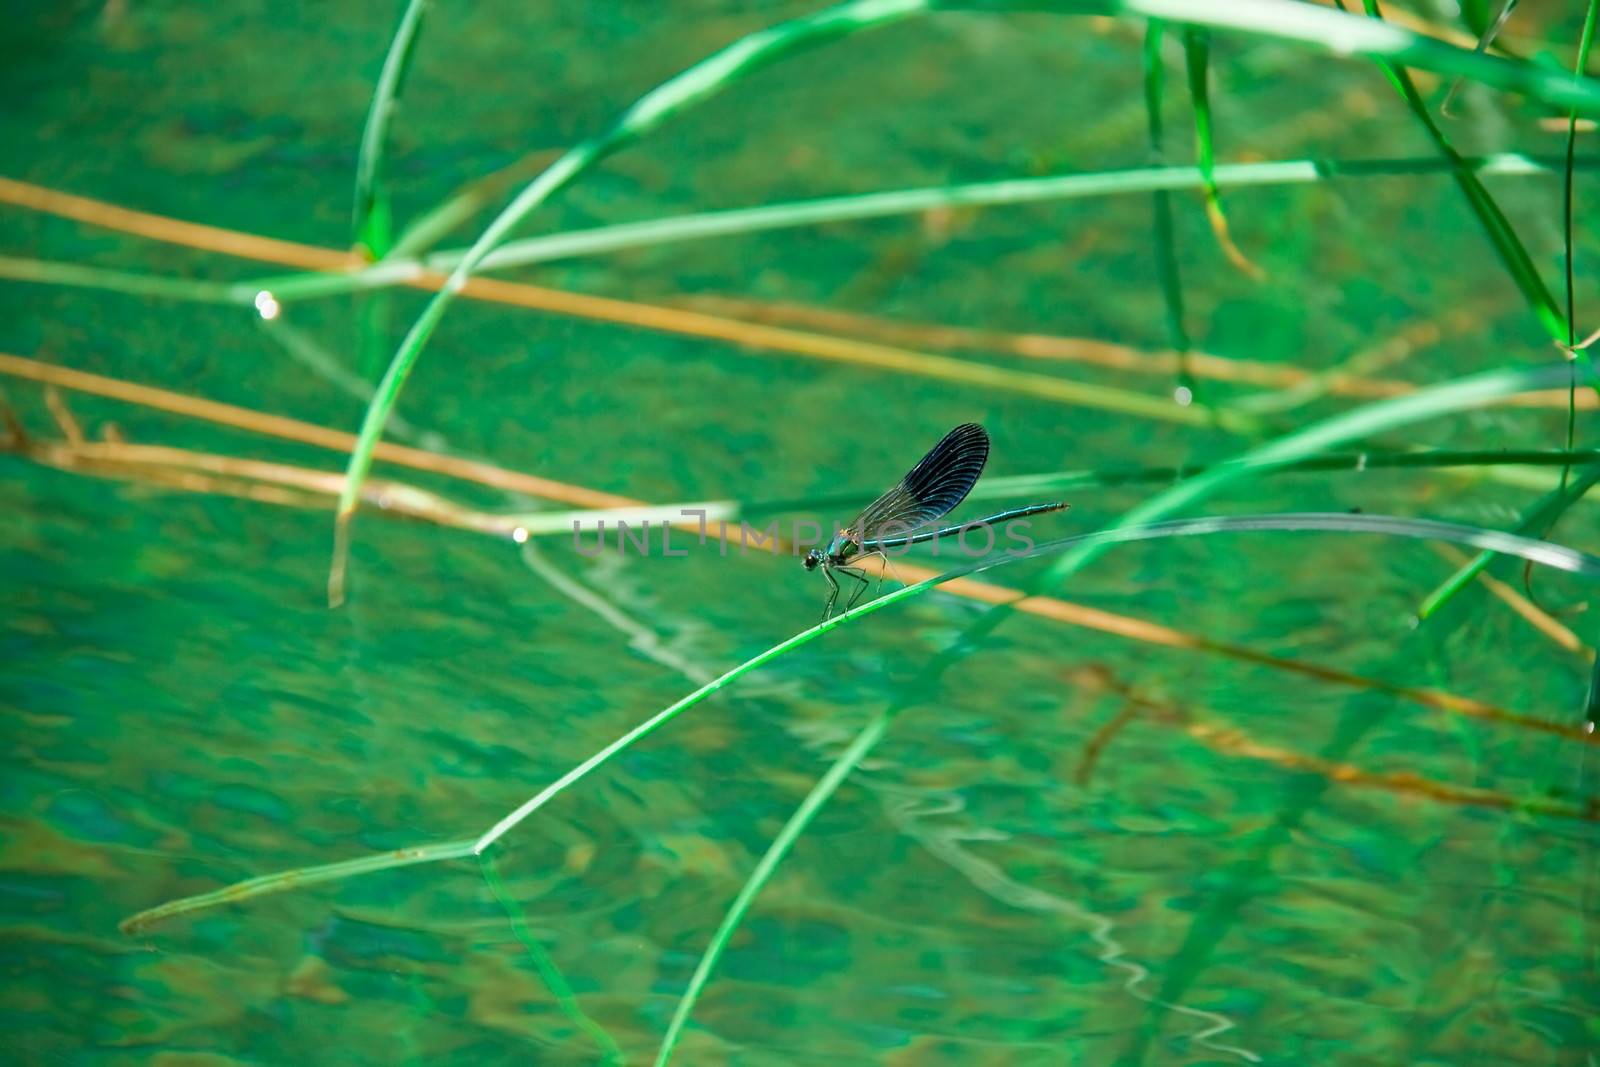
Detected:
[802,548,824,572]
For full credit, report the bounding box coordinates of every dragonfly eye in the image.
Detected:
[802,550,819,571]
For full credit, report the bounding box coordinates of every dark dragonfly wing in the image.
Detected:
[847,423,990,543]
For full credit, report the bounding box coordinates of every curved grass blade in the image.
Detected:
[353,0,429,258]
[353,0,420,393]
[1042,363,1595,589]
[1097,0,1600,112]
[247,151,1598,304]
[5,346,1596,531]
[525,543,1262,1065]
[651,708,897,1066]
[1338,0,1567,344]
[386,512,1600,830]
[1586,652,1600,730]
[511,446,1600,542]
[0,256,240,304]
[1438,0,1519,117]
[386,146,570,262]
[466,564,924,853]
[328,0,930,604]
[121,510,1600,936]
[1182,25,1260,279]
[479,853,624,1064]
[650,508,1600,1063]
[1039,359,1596,1063]
[375,0,1575,259]
[1562,0,1599,463]
[356,288,392,383]
[1426,0,1600,619]
[119,839,477,934]
[1142,20,1196,400]
[1564,3,1600,350]
[328,0,1600,603]
[259,317,436,445]
[1418,464,1600,621]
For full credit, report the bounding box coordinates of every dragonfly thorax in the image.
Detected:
[802,535,857,572]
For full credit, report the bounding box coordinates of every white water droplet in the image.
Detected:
[1173,386,1194,407]
[254,290,281,320]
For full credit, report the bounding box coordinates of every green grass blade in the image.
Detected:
[1566,2,1599,351]
[257,317,438,446]
[356,288,392,383]
[1085,0,1600,111]
[1045,514,1600,578]
[1457,0,1497,37]
[1041,363,1594,589]
[388,183,486,262]
[1181,22,1261,280]
[649,515,1600,1062]
[476,510,1600,859]
[652,707,896,1066]
[1142,20,1196,399]
[1339,0,1565,342]
[328,0,930,604]
[387,151,560,261]
[1475,0,1519,54]
[0,256,241,304]
[479,853,623,1064]
[1586,654,1600,729]
[122,509,1600,934]
[1417,463,1600,621]
[251,152,1598,304]
[1439,0,1520,116]
[505,448,1600,540]
[328,0,1600,602]
[1182,26,1211,183]
[382,0,1600,261]
[354,0,428,257]
[468,577,922,855]
[1563,0,1599,456]
[118,839,478,934]
[963,448,1600,499]
[1417,0,1600,619]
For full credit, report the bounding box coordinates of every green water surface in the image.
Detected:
[3,3,1599,1064]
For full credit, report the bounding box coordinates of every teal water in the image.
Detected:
[4,3,1600,1064]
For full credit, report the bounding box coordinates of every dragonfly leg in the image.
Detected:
[838,566,871,611]
[820,565,841,621]
[853,549,899,597]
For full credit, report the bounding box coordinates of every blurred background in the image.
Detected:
[3,2,1599,1063]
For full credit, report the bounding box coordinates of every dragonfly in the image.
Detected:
[803,423,1067,619]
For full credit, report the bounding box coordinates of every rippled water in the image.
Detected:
[4,3,1599,1064]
